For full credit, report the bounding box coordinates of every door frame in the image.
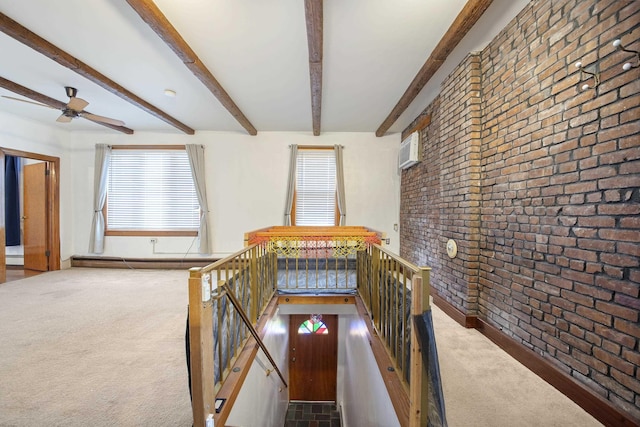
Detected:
[0,147,60,282]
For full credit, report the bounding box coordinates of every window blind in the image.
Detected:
[295,149,336,226]
[107,149,200,231]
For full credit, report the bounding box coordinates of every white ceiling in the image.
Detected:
[0,0,529,136]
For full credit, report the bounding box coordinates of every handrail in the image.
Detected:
[201,283,286,387]
[356,243,432,427]
[374,243,422,273]
[222,282,287,387]
[188,242,278,426]
[244,225,385,247]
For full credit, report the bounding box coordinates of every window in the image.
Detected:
[106,147,199,235]
[294,148,337,226]
[298,315,329,334]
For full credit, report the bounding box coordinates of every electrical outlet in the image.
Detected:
[385,238,390,245]
[150,238,157,244]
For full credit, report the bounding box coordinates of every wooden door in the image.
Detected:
[289,314,338,401]
[23,162,48,271]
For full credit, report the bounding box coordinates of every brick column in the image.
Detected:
[400,52,483,316]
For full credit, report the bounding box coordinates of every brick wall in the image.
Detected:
[400,0,639,419]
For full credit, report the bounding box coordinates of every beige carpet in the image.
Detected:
[430,304,602,427]
[0,268,602,426]
[0,268,192,427]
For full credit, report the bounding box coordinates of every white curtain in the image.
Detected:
[186,144,211,254]
[335,145,346,225]
[284,144,298,225]
[89,144,111,253]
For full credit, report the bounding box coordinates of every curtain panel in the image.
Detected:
[334,145,346,226]
[186,144,211,254]
[284,144,298,225]
[89,144,111,253]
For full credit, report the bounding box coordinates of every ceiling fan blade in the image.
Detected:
[67,96,89,111]
[80,112,125,127]
[2,95,57,109]
[56,114,72,123]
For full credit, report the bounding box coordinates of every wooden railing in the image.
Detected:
[188,243,279,426]
[245,225,384,290]
[358,243,431,427]
[189,227,433,427]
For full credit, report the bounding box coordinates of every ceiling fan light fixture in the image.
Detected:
[62,108,79,118]
[65,86,78,98]
[164,89,176,97]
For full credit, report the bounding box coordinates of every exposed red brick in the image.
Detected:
[615,318,640,339]
[595,300,639,322]
[599,229,640,242]
[576,306,613,326]
[621,348,640,368]
[593,347,636,375]
[600,253,639,268]
[599,175,640,190]
[400,0,640,414]
[594,324,636,348]
[613,293,640,311]
[597,122,640,143]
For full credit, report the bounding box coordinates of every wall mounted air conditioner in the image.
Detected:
[398,131,421,169]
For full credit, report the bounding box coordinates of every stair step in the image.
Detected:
[285,402,341,427]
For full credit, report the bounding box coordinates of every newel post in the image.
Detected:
[188,267,215,426]
[409,267,431,427]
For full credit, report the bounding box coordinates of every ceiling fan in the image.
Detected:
[2,86,125,127]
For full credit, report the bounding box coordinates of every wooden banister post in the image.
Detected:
[371,245,381,331]
[421,267,431,311]
[409,267,431,427]
[250,246,259,322]
[356,250,366,306]
[188,267,215,427]
[271,251,278,290]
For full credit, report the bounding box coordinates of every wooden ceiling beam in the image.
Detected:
[0,12,193,135]
[0,77,66,110]
[0,76,134,134]
[125,0,257,136]
[375,0,493,137]
[304,0,323,136]
[401,114,431,141]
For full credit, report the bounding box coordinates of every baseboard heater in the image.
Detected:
[70,256,219,269]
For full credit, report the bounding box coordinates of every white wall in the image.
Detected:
[69,131,402,258]
[340,314,400,427]
[226,309,289,427]
[0,111,74,265]
[0,118,402,261]
[279,304,400,427]
[392,0,530,133]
